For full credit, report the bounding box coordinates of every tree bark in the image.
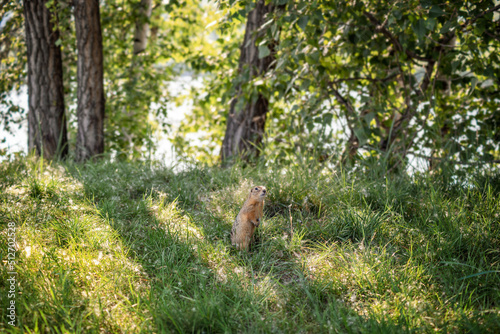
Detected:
[133,0,152,55]
[74,0,105,162]
[220,0,274,164]
[24,0,68,159]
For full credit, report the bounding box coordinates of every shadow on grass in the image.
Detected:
[3,157,499,332]
[0,158,153,333]
[66,160,500,332]
[67,161,425,333]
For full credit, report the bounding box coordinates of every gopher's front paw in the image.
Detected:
[251,218,260,227]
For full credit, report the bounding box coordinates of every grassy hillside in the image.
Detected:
[1,156,499,333]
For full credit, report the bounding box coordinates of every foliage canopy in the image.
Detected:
[175,0,500,171]
[1,0,499,171]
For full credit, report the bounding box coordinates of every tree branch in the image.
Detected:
[363,12,432,62]
[328,84,360,162]
[330,72,400,84]
[329,86,356,116]
[462,4,500,28]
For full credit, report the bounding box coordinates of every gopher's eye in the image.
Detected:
[255,187,258,191]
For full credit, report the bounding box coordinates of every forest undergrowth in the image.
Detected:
[1,156,499,333]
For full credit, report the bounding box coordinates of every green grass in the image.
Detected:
[1,156,499,333]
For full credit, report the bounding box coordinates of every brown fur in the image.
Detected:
[231,186,266,251]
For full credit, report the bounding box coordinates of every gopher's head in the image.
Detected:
[249,186,266,201]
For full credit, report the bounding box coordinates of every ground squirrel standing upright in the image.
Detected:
[231,186,266,251]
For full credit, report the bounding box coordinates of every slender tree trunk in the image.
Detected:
[24,0,68,159]
[74,0,105,162]
[220,0,274,164]
[115,0,153,156]
[133,0,152,55]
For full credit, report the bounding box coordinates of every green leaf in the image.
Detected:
[440,20,454,34]
[393,10,402,20]
[300,79,311,91]
[413,19,426,41]
[363,112,375,125]
[297,16,308,31]
[322,113,333,125]
[468,77,478,95]
[451,60,461,72]
[483,66,494,78]
[425,18,436,31]
[354,127,368,146]
[306,120,314,132]
[258,45,271,59]
[307,50,320,63]
[276,57,286,70]
[420,0,432,8]
[474,21,486,35]
[429,6,445,18]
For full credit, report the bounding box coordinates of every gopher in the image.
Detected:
[231,186,267,251]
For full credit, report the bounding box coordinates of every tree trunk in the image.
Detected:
[74,0,105,162]
[24,0,68,159]
[133,0,153,55]
[220,0,274,164]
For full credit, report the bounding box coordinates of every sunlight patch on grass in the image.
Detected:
[2,157,499,332]
[147,193,204,243]
[303,242,453,330]
[0,158,151,332]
